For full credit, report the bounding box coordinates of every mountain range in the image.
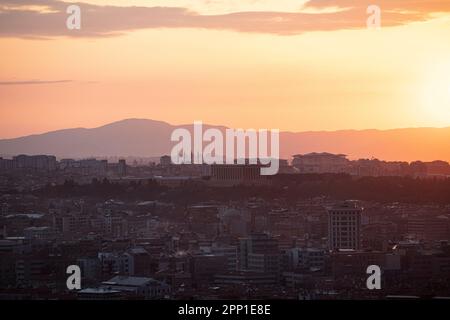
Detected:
[0,119,449,162]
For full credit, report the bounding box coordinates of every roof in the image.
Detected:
[78,288,121,294]
[5,213,44,219]
[103,276,156,287]
[24,226,51,231]
[293,152,347,158]
[128,247,148,255]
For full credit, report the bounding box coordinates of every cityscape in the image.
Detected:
[1,0,450,310]
[0,152,449,300]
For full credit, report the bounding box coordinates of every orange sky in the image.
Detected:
[1,0,450,138]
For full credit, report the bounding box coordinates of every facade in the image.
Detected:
[23,226,55,240]
[101,276,170,299]
[287,248,326,271]
[239,233,280,275]
[118,159,127,176]
[330,250,390,278]
[77,257,101,280]
[0,155,57,172]
[189,254,228,285]
[292,153,350,174]
[160,155,172,167]
[60,158,108,175]
[209,164,269,187]
[327,202,362,250]
[215,271,277,286]
[98,252,132,275]
[211,246,238,272]
[407,215,450,241]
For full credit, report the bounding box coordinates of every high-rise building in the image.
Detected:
[327,202,362,250]
[118,159,127,176]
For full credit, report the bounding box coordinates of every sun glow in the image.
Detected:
[420,61,450,126]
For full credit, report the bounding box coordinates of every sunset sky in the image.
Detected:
[1,0,450,138]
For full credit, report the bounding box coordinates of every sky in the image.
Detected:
[1,0,450,138]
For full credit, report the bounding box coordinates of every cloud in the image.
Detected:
[0,0,449,38]
[0,80,72,85]
[304,0,450,12]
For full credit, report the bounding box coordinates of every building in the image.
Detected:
[0,158,14,172]
[23,226,55,240]
[8,155,57,172]
[218,207,251,237]
[77,257,101,281]
[327,202,362,250]
[239,233,280,276]
[60,158,108,175]
[362,221,398,251]
[425,160,450,176]
[278,159,295,174]
[189,254,228,286]
[77,288,123,300]
[14,256,47,287]
[98,252,132,276]
[330,250,393,278]
[101,275,170,299]
[215,271,277,286]
[211,245,238,272]
[126,247,154,276]
[286,248,326,271]
[187,205,220,238]
[209,164,269,187]
[407,215,450,241]
[118,159,127,176]
[292,153,350,174]
[247,253,280,275]
[160,155,172,167]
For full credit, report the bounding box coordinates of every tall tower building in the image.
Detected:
[327,202,362,250]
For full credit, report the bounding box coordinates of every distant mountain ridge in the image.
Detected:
[0,118,449,162]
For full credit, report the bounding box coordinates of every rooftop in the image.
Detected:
[103,276,158,287]
[78,288,121,294]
